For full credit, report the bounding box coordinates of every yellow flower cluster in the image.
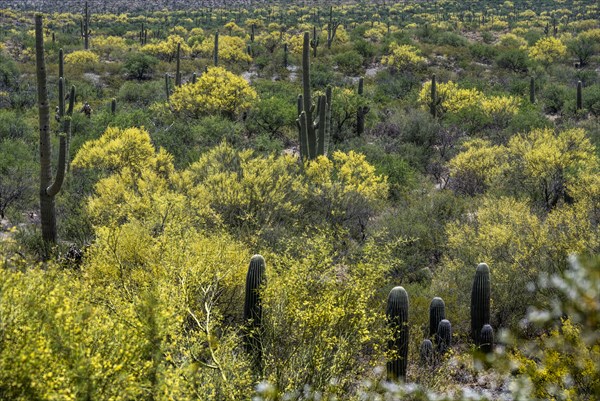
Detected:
[193,34,251,63]
[142,34,190,60]
[419,80,520,118]
[170,67,258,118]
[381,42,426,70]
[528,36,567,64]
[64,50,99,65]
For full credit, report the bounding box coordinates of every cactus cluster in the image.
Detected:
[296,32,332,163]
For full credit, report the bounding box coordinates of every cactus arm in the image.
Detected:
[47,134,67,197]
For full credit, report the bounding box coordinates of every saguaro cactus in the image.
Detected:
[296,32,332,163]
[420,339,434,365]
[327,6,340,49]
[357,77,369,136]
[436,319,452,355]
[386,286,409,381]
[213,31,219,66]
[164,73,170,102]
[310,25,319,58]
[429,74,438,118]
[36,14,69,244]
[480,324,494,354]
[471,263,491,345]
[429,297,446,338]
[244,254,266,372]
[81,1,90,50]
[175,43,182,87]
[530,77,535,104]
[283,43,288,68]
[577,80,583,110]
[111,98,116,114]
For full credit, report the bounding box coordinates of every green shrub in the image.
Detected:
[122,52,159,80]
[333,50,364,75]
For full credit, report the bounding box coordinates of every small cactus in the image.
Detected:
[429,297,446,338]
[577,80,583,110]
[110,98,116,114]
[356,77,369,136]
[244,254,266,372]
[164,73,170,102]
[386,286,409,381]
[471,263,491,345]
[479,324,494,354]
[420,339,434,365]
[436,319,452,355]
[213,31,219,66]
[530,77,535,104]
[175,42,181,87]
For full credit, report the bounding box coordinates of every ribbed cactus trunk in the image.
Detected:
[430,74,437,118]
[58,48,64,80]
[357,77,369,136]
[429,297,446,338]
[420,339,434,365]
[436,319,452,355]
[471,263,491,345]
[83,1,90,50]
[213,31,219,66]
[244,255,266,374]
[175,43,181,87]
[302,32,314,159]
[529,77,535,104]
[577,81,583,110]
[311,25,318,58]
[479,324,494,354]
[36,14,68,245]
[164,73,170,102]
[386,286,409,381]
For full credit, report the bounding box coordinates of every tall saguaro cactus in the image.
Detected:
[386,286,409,381]
[175,43,182,87]
[471,263,491,345]
[82,1,90,50]
[327,6,340,49]
[296,32,332,163]
[577,80,583,110]
[36,14,69,244]
[529,76,535,104]
[356,77,369,136]
[244,254,267,373]
[214,31,219,66]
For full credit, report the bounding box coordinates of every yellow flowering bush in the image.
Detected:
[528,36,567,64]
[170,67,257,118]
[381,42,426,71]
[418,80,520,121]
[91,35,129,58]
[64,50,99,65]
[192,34,251,63]
[142,34,190,61]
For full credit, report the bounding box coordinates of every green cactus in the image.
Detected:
[111,98,116,114]
[81,1,90,50]
[327,6,340,49]
[296,32,332,163]
[471,263,491,345]
[283,43,288,68]
[420,339,434,365]
[164,73,170,102]
[310,25,319,58]
[436,319,452,355]
[357,77,370,136]
[480,324,494,354]
[386,286,409,381]
[36,14,71,245]
[244,254,266,373]
[175,42,181,87]
[250,23,255,42]
[58,48,64,80]
[214,31,219,66]
[429,74,439,118]
[429,297,446,338]
[530,77,535,104]
[577,80,583,110]
[191,72,197,84]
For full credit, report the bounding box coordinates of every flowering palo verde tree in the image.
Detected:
[170,67,257,119]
